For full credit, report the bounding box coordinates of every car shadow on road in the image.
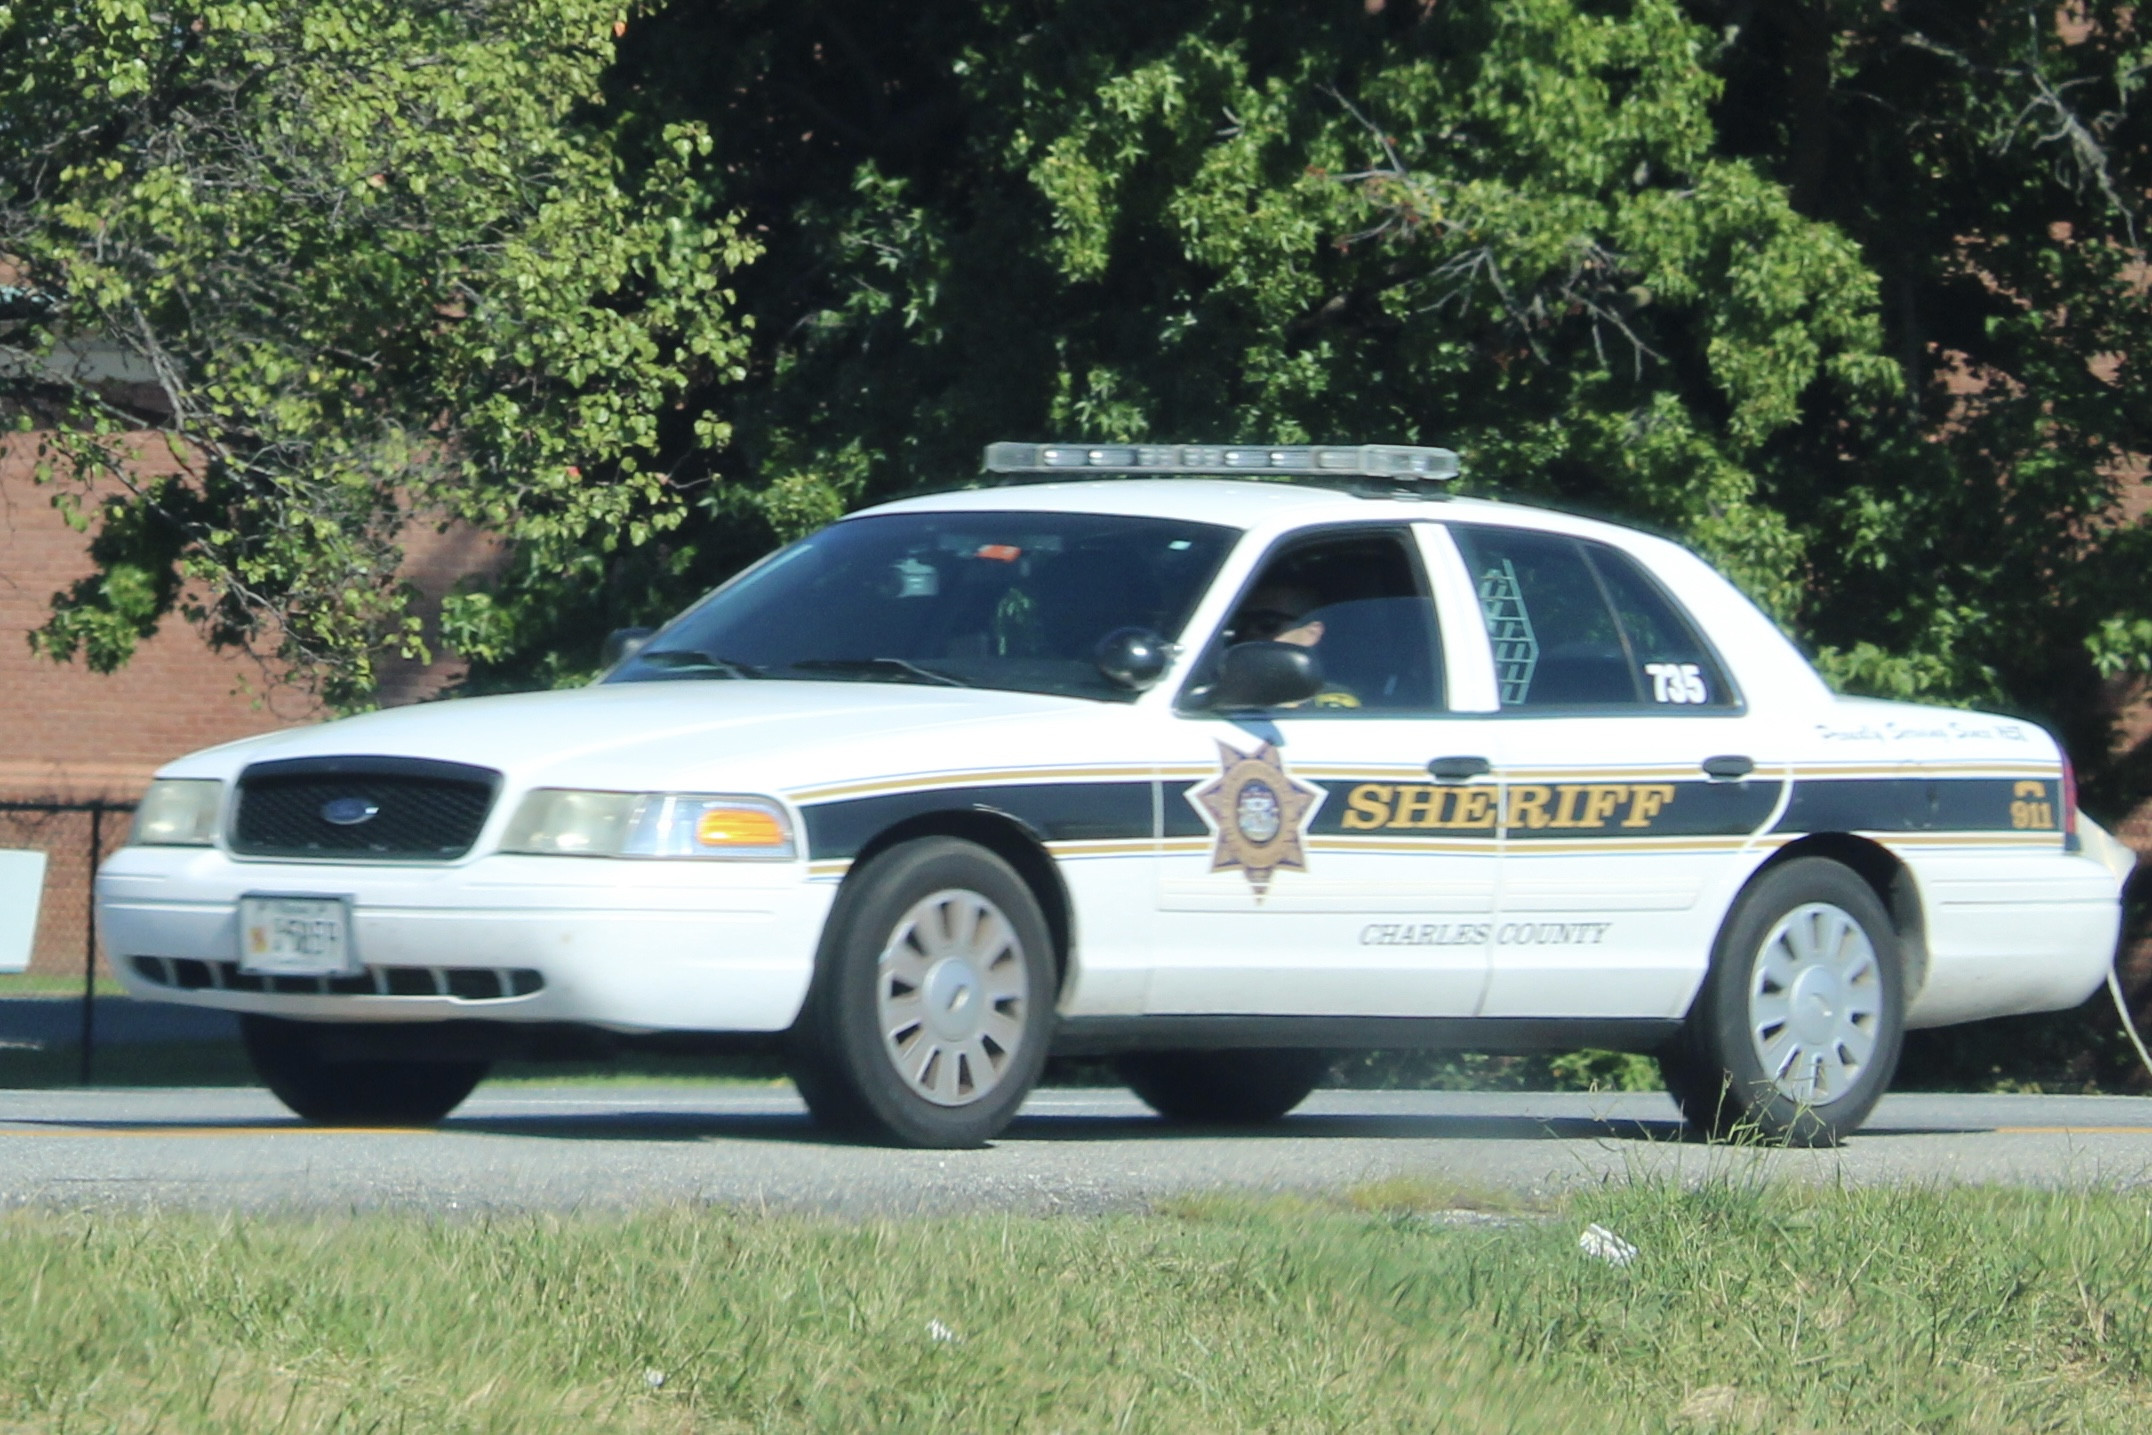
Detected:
[0,1110,829,1144]
[418,1110,1690,1145]
[0,1109,1988,1145]
[1006,1111,1988,1144]
[1004,1111,1690,1144]
[446,1110,836,1143]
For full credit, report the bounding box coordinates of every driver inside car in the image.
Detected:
[1228,582,1362,709]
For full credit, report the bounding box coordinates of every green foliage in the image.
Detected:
[1698,1,2152,796]
[1329,1047,1666,1094]
[644,0,1886,649]
[0,0,754,706]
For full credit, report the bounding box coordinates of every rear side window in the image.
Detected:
[1451,526,1735,711]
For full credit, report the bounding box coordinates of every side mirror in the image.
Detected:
[600,626,655,669]
[1209,642,1324,710]
[1094,627,1172,691]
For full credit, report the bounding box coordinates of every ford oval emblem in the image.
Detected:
[321,796,381,827]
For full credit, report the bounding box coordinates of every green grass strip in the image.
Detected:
[1,1177,2148,1431]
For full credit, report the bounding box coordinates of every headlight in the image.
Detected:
[129,779,224,847]
[500,790,796,860]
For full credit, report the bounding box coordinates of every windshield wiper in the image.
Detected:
[633,649,763,679]
[787,657,974,688]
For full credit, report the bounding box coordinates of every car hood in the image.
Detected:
[159,680,1132,797]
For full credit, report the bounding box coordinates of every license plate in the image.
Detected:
[238,896,359,977]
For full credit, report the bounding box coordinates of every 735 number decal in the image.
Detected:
[1645,662,1709,704]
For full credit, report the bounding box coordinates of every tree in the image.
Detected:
[1693,0,2152,1086]
[598,0,1887,621]
[1680,2,2152,800]
[461,0,1888,694]
[0,0,755,706]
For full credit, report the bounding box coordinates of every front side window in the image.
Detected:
[1451,525,1735,711]
[606,511,1236,702]
[1183,529,1444,714]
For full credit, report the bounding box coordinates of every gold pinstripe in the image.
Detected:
[1497,766,1766,783]
[791,764,1163,803]
[1874,832,2067,851]
[1306,838,1502,856]
[1500,839,1760,857]
[1043,838,1156,859]
[1791,762,2060,780]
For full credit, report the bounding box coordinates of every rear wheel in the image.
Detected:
[1118,1049,1330,1124]
[788,838,1054,1148]
[242,1016,489,1125]
[1661,857,1904,1147]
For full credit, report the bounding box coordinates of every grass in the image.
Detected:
[0,1177,2148,1432]
[0,1039,259,1089]
[0,973,125,997]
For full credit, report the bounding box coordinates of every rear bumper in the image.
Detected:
[94,847,833,1033]
[1904,835,2128,1028]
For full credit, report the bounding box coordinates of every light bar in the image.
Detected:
[983,442,1460,482]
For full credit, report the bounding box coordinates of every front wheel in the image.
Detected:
[1661,857,1905,1147]
[242,1016,489,1126]
[788,838,1055,1148]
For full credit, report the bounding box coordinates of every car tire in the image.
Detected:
[788,837,1055,1148]
[241,1016,489,1126]
[1661,857,1905,1147]
[1117,1049,1330,1124]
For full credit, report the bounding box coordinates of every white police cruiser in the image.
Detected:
[97,442,2133,1147]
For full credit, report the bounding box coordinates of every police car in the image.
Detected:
[96,442,2133,1147]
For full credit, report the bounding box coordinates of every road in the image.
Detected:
[4,1085,2152,1215]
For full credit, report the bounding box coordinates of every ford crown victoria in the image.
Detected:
[95,443,2133,1147]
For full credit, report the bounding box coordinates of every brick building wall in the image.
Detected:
[0,433,499,976]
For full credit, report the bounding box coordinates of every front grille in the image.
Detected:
[231,756,499,861]
[132,955,543,1001]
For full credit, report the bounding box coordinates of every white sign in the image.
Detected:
[0,850,48,974]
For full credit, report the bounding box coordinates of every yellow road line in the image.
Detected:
[0,1124,436,1138]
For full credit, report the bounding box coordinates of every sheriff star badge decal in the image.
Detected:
[1190,740,1322,897]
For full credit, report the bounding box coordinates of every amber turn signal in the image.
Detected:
[695,806,788,849]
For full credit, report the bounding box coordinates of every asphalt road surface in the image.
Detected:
[4,1085,2152,1215]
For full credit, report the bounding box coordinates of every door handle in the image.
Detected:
[1427,755,1493,783]
[1701,754,1755,781]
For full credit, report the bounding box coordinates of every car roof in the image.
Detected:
[852,478,1664,549]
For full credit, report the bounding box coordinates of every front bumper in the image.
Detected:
[95,846,834,1033]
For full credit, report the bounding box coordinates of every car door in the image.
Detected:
[1439,522,1785,1020]
[1146,524,1499,1017]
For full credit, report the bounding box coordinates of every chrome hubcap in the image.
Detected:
[1748,901,1883,1106]
[877,888,1029,1107]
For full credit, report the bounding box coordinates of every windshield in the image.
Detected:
[606,510,1238,701]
